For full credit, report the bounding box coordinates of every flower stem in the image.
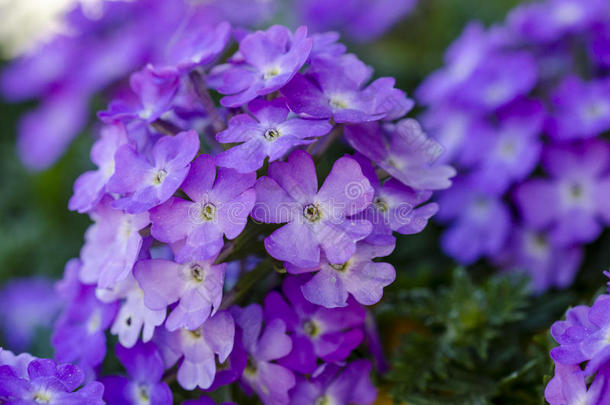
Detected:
[189,70,226,133]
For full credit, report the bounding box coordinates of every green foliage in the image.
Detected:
[381,269,555,405]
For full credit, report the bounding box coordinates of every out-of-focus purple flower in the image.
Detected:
[496,228,582,292]
[436,177,511,265]
[264,276,366,373]
[282,54,412,124]
[79,196,150,288]
[183,397,236,405]
[289,360,377,405]
[345,120,455,190]
[295,0,417,43]
[107,130,200,213]
[99,66,179,124]
[252,150,373,268]
[216,98,332,173]
[514,140,610,246]
[96,275,166,349]
[154,21,231,75]
[101,342,172,405]
[0,353,104,404]
[508,0,608,43]
[0,277,62,352]
[134,258,225,331]
[150,154,256,263]
[215,26,313,107]
[52,259,119,373]
[547,76,610,140]
[156,311,234,390]
[287,242,395,308]
[69,124,127,213]
[231,304,295,405]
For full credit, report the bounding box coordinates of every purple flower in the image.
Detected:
[79,196,150,288]
[0,278,61,352]
[52,259,119,372]
[215,98,332,173]
[508,0,607,43]
[215,26,313,107]
[545,363,609,405]
[101,342,172,405]
[496,228,582,292]
[252,150,374,268]
[289,360,377,405]
[296,0,417,43]
[0,355,104,404]
[150,154,256,262]
[458,98,544,194]
[107,130,200,213]
[96,275,166,348]
[264,276,366,374]
[353,153,439,245]
[134,258,225,331]
[287,241,396,308]
[282,55,412,123]
[231,304,295,405]
[154,21,231,75]
[69,124,127,213]
[99,65,179,124]
[344,120,455,190]
[156,311,234,390]
[547,76,610,140]
[436,177,511,265]
[514,139,610,246]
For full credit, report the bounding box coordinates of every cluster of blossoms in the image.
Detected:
[17,14,453,403]
[0,349,104,403]
[418,0,610,291]
[0,0,416,171]
[544,273,610,404]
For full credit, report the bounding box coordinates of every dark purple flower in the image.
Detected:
[231,304,295,405]
[134,258,225,331]
[289,360,377,405]
[264,276,366,374]
[344,120,455,191]
[156,311,234,390]
[107,130,200,213]
[79,196,150,288]
[252,150,374,268]
[150,154,256,262]
[216,98,332,173]
[0,355,104,404]
[215,26,313,107]
[69,124,127,213]
[101,342,172,405]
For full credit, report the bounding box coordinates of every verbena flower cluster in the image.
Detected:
[1,0,416,171]
[418,0,610,292]
[545,273,610,404]
[2,20,452,404]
